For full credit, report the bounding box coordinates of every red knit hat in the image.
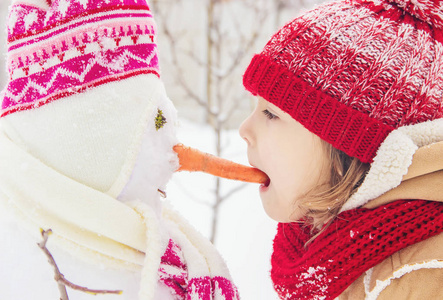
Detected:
[243,0,443,163]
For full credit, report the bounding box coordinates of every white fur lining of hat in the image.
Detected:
[363,259,443,300]
[341,118,443,212]
[363,267,374,296]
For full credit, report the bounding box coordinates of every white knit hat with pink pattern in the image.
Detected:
[0,0,178,197]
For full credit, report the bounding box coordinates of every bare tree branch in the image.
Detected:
[171,178,216,208]
[37,229,123,299]
[38,229,69,300]
[152,0,275,244]
[218,5,268,80]
[182,48,206,67]
[219,94,243,126]
[221,183,248,202]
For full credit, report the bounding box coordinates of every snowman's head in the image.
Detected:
[0,0,179,204]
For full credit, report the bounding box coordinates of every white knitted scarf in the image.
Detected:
[0,131,239,299]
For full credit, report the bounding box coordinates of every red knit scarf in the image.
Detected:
[271,200,443,300]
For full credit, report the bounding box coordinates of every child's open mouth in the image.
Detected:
[260,176,271,192]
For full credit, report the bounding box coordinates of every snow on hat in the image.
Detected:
[243,0,443,164]
[0,0,178,197]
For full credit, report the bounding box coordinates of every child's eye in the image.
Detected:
[262,109,278,120]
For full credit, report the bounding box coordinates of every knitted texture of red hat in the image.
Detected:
[243,0,443,163]
[271,200,443,299]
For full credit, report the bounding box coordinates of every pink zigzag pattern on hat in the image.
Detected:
[1,44,158,117]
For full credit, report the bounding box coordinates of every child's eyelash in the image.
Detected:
[263,109,278,120]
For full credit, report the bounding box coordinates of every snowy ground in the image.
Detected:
[167,119,279,299]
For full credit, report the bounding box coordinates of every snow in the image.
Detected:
[168,118,279,299]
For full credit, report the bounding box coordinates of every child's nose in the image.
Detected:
[239,115,253,146]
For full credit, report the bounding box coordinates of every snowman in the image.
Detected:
[0,0,265,299]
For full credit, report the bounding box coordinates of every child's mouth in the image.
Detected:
[260,177,271,192]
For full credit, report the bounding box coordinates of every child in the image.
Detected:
[0,0,239,299]
[240,0,443,299]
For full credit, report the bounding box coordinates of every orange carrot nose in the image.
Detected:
[173,144,269,184]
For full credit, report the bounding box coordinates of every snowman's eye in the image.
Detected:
[155,109,167,131]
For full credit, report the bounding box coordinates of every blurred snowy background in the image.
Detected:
[0,1,324,299]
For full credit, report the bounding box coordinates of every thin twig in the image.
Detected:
[38,229,70,300]
[221,183,248,202]
[57,277,123,296]
[37,229,123,299]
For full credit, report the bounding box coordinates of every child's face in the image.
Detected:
[239,98,330,222]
